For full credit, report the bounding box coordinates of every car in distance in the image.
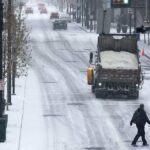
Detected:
[59,14,71,23]
[40,7,47,14]
[20,2,25,8]
[38,3,45,10]
[25,7,33,14]
[53,19,67,30]
[50,12,59,19]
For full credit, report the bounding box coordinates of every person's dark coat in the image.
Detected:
[130,108,150,126]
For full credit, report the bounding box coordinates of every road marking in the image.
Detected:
[64,60,78,63]
[67,103,85,106]
[43,114,64,117]
[84,147,105,150]
[74,50,90,53]
[41,81,57,83]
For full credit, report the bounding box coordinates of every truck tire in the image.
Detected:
[94,88,100,98]
[91,85,95,93]
[95,90,100,98]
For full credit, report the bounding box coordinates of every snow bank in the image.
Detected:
[100,51,138,69]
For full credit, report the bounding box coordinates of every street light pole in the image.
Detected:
[134,0,137,31]
[7,0,12,105]
[0,0,3,117]
[145,0,148,19]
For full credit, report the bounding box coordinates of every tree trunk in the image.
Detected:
[12,62,16,95]
[7,0,12,105]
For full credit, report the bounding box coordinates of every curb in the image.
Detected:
[73,22,96,33]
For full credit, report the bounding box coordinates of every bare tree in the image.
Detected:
[3,2,31,106]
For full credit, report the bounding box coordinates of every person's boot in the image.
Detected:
[143,143,148,146]
[131,141,136,146]
[143,139,148,146]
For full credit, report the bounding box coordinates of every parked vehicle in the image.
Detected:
[87,34,144,99]
[25,7,33,14]
[53,19,67,30]
[40,7,47,14]
[38,3,45,10]
[50,12,59,19]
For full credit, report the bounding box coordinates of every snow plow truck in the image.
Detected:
[87,34,144,99]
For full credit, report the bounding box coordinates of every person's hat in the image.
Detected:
[140,103,144,109]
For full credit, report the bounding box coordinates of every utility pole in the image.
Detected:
[7,0,12,105]
[89,0,93,31]
[67,1,69,14]
[58,0,63,12]
[85,0,89,28]
[145,0,150,45]
[81,0,84,26]
[94,0,97,31]
[145,0,148,19]
[76,0,81,23]
[134,0,137,31]
[12,9,16,95]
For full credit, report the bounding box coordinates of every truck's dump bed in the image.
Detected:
[98,35,137,53]
[100,51,138,69]
[98,35,139,70]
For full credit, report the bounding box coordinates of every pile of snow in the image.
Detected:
[100,50,138,69]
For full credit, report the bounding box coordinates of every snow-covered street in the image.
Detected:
[1,4,150,150]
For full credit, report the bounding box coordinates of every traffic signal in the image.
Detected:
[111,0,131,8]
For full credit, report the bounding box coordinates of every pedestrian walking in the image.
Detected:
[130,104,150,146]
[89,52,93,64]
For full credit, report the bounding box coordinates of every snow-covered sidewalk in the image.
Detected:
[0,76,27,150]
[0,69,47,150]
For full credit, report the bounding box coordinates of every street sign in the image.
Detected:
[0,80,4,91]
[111,0,131,8]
